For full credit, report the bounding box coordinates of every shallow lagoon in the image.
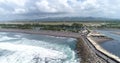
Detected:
[97,30,120,58]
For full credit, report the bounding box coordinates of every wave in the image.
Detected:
[0,32,79,63]
[0,43,67,63]
[0,36,18,41]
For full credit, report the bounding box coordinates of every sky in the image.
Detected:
[0,0,120,21]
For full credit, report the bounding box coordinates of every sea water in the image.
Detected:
[97,30,120,58]
[0,32,80,63]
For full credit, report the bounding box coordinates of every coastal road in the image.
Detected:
[80,34,118,63]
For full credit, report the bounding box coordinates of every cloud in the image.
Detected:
[0,0,27,7]
[0,7,10,15]
[0,8,6,14]
[35,0,57,12]
[0,0,120,19]
[13,8,27,14]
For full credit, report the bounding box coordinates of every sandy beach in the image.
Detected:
[0,29,81,38]
[89,36,112,43]
[88,31,112,43]
[113,32,120,35]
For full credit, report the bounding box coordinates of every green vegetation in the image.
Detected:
[0,23,84,33]
[1,21,120,31]
[85,22,120,29]
[98,23,120,29]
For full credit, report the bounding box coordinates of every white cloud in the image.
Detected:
[13,8,26,14]
[0,8,9,15]
[81,0,99,9]
[0,0,5,3]
[0,8,5,13]
[35,0,57,12]
[55,0,74,12]
[0,0,120,18]
[4,0,27,7]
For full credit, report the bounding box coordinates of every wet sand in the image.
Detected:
[113,32,120,35]
[0,29,81,38]
[89,36,112,43]
[89,31,112,43]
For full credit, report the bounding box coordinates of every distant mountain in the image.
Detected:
[9,16,120,22]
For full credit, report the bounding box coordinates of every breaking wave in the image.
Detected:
[0,32,79,63]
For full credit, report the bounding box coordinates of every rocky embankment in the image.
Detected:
[76,38,107,63]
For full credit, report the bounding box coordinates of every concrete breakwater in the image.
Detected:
[87,33,120,63]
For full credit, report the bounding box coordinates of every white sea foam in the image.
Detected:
[14,35,22,38]
[0,32,80,63]
[0,43,67,63]
[0,32,8,34]
[49,35,67,39]
[0,36,17,41]
[67,38,76,42]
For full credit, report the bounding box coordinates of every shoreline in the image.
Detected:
[87,32,120,62]
[89,30,112,43]
[0,29,82,62]
[0,29,111,63]
[89,36,112,43]
[113,32,120,35]
[0,29,81,38]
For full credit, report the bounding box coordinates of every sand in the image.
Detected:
[0,29,81,38]
[88,31,112,43]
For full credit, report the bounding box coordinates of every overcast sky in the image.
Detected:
[0,0,120,20]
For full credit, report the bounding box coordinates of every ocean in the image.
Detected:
[0,32,79,63]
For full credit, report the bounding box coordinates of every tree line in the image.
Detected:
[0,23,84,33]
